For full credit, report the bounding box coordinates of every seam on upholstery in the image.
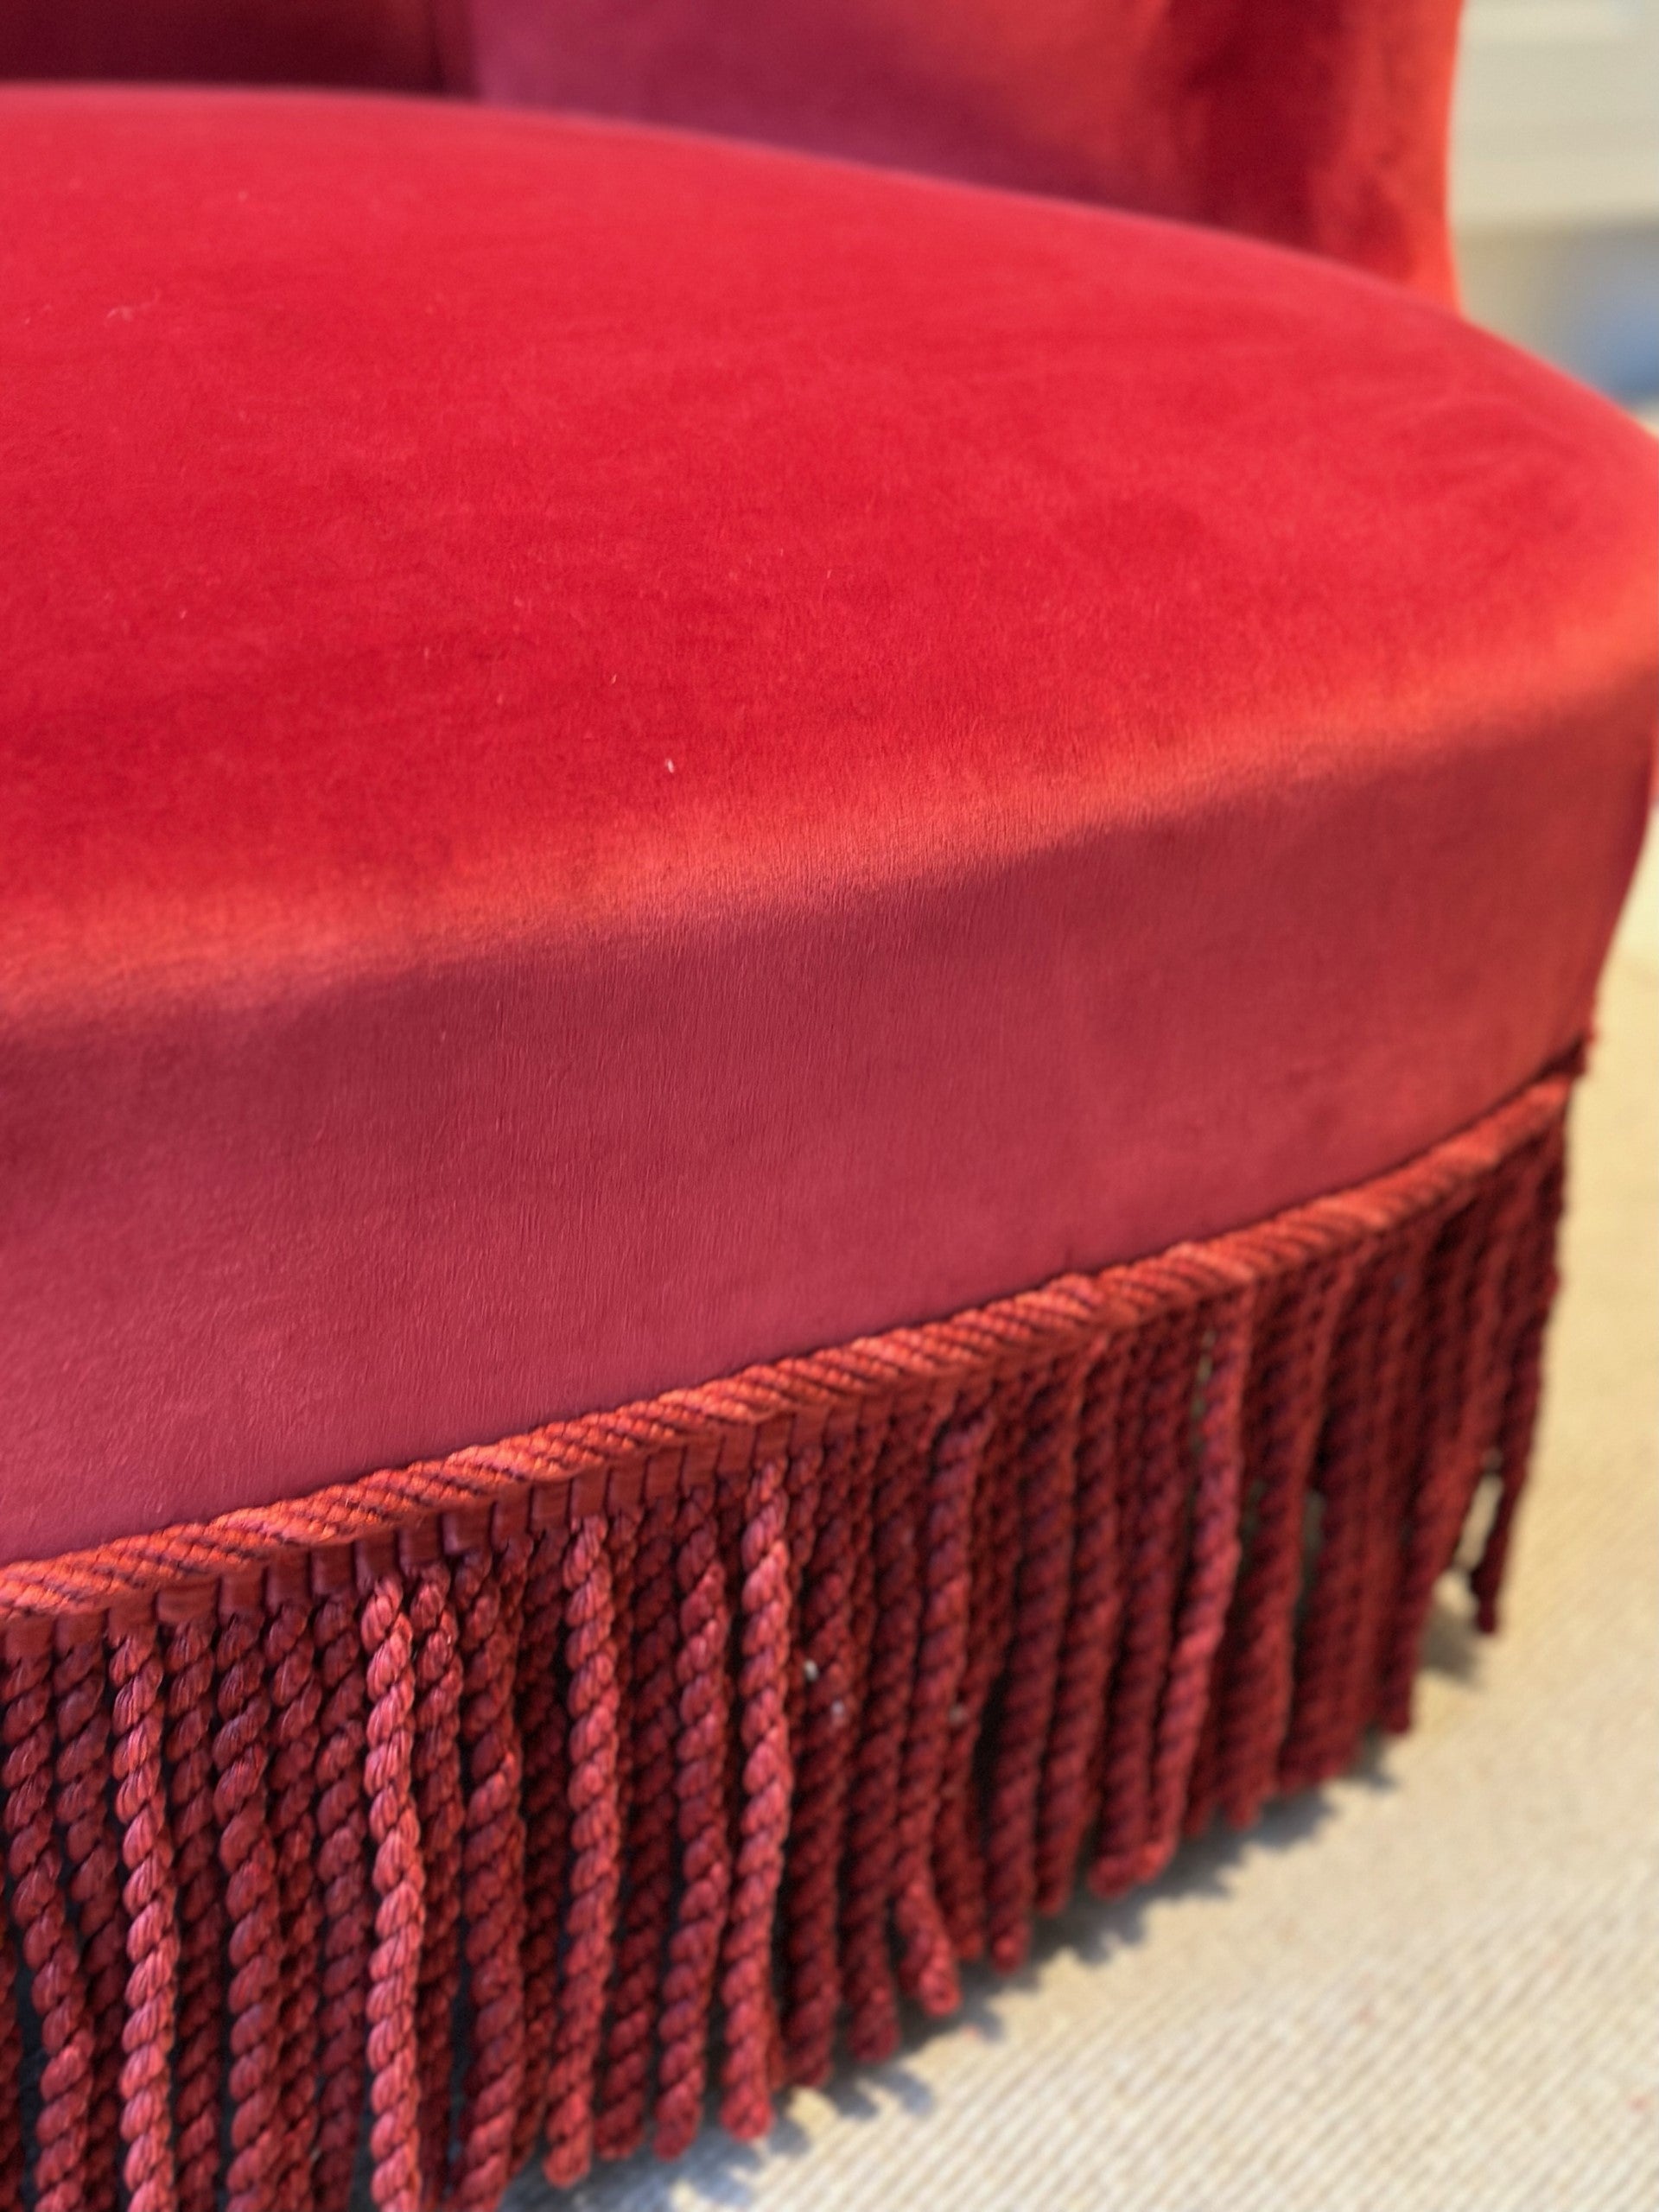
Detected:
[0,1060,1578,2208]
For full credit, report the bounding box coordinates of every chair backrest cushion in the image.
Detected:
[465,0,1465,298]
[0,0,456,91]
[5,2,1465,297]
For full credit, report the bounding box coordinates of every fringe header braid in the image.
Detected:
[0,1064,1573,2211]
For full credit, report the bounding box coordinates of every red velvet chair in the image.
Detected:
[1,8,1653,2210]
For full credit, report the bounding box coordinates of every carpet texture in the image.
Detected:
[496,830,1657,2212]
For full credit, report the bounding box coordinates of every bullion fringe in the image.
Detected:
[0,1065,1573,2212]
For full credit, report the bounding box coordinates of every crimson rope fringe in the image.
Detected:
[0,1067,1574,2211]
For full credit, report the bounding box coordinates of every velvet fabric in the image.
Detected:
[4,1,1465,298]
[1,86,1653,1564]
[0,0,454,90]
[467,0,1467,298]
[0,1070,1573,2211]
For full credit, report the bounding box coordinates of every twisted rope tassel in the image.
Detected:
[1377,1150,1545,1732]
[1271,1268,1381,1796]
[983,1356,1087,1969]
[783,1440,826,1767]
[773,1432,825,2082]
[0,1066,1575,2209]
[449,1538,527,2209]
[780,1416,874,2085]
[841,1401,933,2062]
[508,1522,567,2173]
[1141,1288,1253,1881]
[213,1592,284,2212]
[3,1636,93,2212]
[1090,1303,1205,1897]
[0,1875,20,2212]
[1471,1132,1566,1632]
[1034,1334,1135,1914]
[567,1497,640,2156]
[312,1580,372,2212]
[932,1382,1025,1959]
[719,1454,794,2138]
[715,1473,748,1878]
[594,1484,679,2157]
[542,1510,623,2184]
[109,1605,181,2212]
[53,1624,128,2203]
[494,1528,532,2149]
[1208,1252,1356,1834]
[892,1403,987,2012]
[406,1558,465,2204]
[359,1565,427,2212]
[264,1589,323,2212]
[1284,1217,1442,1789]
[654,1472,734,2158]
[1337,1221,1443,1770]
[604,1503,643,1824]
[1353,1176,1495,1760]
[159,1607,225,2212]
[0,1844,22,2212]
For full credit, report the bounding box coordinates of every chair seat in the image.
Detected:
[1,84,1651,1561]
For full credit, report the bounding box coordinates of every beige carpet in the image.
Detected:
[505,830,1657,2212]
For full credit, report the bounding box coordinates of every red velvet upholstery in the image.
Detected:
[467,0,1466,298]
[3,1,1465,299]
[1,86,1653,1564]
[0,0,454,90]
